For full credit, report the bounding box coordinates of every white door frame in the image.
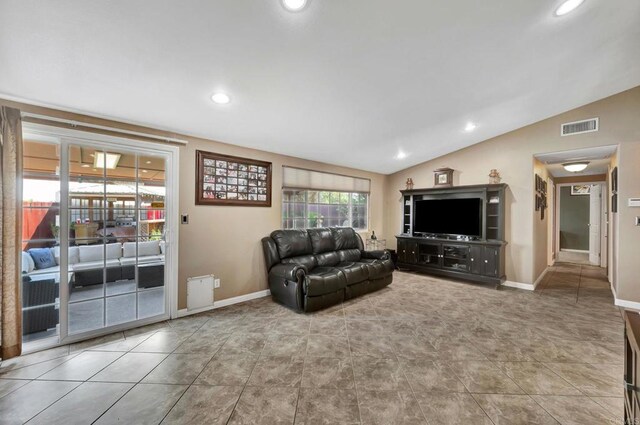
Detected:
[22,123,180,349]
[554,181,607,267]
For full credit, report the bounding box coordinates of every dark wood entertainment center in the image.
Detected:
[396,184,507,287]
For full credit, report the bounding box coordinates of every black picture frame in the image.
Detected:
[535,195,541,211]
[612,193,618,213]
[612,167,618,193]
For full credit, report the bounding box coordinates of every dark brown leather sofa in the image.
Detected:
[262,227,394,312]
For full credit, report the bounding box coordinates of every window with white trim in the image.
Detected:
[281,167,370,230]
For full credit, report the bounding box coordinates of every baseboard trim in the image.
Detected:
[502,267,549,291]
[614,298,640,311]
[532,267,549,289]
[607,282,640,311]
[502,281,535,291]
[176,289,271,318]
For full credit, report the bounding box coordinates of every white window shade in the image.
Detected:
[282,166,370,193]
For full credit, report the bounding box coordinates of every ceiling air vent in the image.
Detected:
[561,117,599,136]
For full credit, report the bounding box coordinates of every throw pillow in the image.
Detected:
[28,248,57,270]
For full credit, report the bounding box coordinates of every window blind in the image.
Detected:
[282,166,370,193]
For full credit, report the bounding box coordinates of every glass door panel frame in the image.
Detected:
[22,123,179,347]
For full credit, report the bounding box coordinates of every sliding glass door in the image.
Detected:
[21,125,176,350]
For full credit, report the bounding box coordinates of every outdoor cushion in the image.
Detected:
[78,243,122,262]
[71,259,121,272]
[22,251,35,273]
[122,240,161,258]
[119,255,164,266]
[28,248,57,270]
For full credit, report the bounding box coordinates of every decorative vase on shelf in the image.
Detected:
[370,231,377,240]
[405,178,414,190]
[489,169,501,184]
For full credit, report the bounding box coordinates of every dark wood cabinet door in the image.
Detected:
[417,242,440,267]
[397,239,408,263]
[469,245,483,275]
[442,244,470,272]
[483,246,499,277]
[407,241,419,264]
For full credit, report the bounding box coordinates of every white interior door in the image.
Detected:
[589,184,601,265]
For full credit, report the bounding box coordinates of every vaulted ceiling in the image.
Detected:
[1,0,639,174]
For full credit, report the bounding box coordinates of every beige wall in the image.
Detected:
[615,141,640,301]
[384,86,640,293]
[532,159,551,283]
[4,84,640,306]
[177,140,386,309]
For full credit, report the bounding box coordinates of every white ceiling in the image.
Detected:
[1,1,639,174]
[535,145,616,177]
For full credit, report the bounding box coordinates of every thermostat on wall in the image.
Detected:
[628,198,640,207]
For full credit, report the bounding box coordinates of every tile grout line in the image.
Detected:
[224,319,271,425]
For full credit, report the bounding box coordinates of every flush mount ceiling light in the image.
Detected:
[94,152,121,169]
[396,151,407,160]
[282,0,307,12]
[464,122,477,132]
[555,0,585,16]
[563,161,590,172]
[81,164,90,168]
[211,93,231,104]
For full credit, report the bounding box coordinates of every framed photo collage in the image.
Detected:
[196,150,272,207]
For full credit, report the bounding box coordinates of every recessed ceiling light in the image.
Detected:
[141,169,148,173]
[554,0,584,16]
[94,152,121,169]
[145,160,152,164]
[563,161,589,172]
[396,151,407,160]
[81,164,90,168]
[211,93,231,104]
[282,0,307,12]
[464,122,477,132]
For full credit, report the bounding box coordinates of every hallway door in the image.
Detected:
[589,184,601,265]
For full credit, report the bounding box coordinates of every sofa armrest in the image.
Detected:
[269,263,307,282]
[267,263,306,312]
[361,250,390,261]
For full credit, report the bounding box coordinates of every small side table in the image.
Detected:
[365,239,387,251]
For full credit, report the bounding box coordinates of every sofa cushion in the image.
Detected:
[304,267,347,296]
[51,246,80,265]
[334,261,369,285]
[79,243,122,263]
[316,251,339,267]
[337,248,361,263]
[307,228,335,254]
[282,255,317,272]
[22,251,35,273]
[358,258,394,280]
[119,255,164,266]
[331,227,362,250]
[72,259,121,272]
[28,265,62,276]
[271,229,312,259]
[28,248,57,270]
[123,240,161,258]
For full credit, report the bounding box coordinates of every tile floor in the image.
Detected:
[0,263,624,424]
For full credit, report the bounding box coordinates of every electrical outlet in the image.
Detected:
[214,278,221,288]
[636,217,640,226]
[181,214,189,224]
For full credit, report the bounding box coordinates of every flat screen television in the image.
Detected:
[413,198,482,237]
